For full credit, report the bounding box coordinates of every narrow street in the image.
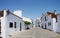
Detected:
[9,27,60,38]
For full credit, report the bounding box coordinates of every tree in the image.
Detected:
[24,21,31,29]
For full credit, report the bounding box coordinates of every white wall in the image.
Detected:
[53,18,57,32]
[1,10,8,38]
[6,13,25,37]
[1,10,25,38]
[41,12,60,33]
[56,15,60,33]
[35,18,40,27]
[41,13,54,31]
[14,10,22,17]
[41,15,45,28]
[46,15,53,30]
[0,10,33,38]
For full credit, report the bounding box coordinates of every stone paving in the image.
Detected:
[9,27,60,38]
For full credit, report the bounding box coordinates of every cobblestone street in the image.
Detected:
[9,27,60,38]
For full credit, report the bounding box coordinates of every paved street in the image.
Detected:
[9,27,60,38]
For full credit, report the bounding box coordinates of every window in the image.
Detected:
[56,17,57,22]
[9,22,13,28]
[45,23,47,29]
[48,22,51,26]
[45,16,47,21]
[38,25,40,27]
[14,22,16,28]
[38,21,40,24]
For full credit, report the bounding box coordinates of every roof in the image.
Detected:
[0,10,22,19]
[7,10,22,19]
[47,12,57,18]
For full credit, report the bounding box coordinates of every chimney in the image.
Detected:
[54,10,56,15]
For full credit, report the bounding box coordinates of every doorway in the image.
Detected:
[45,23,47,29]
[20,23,22,31]
[0,22,1,34]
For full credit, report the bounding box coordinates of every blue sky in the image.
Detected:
[0,0,60,19]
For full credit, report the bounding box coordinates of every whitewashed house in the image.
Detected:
[41,12,56,30]
[34,18,41,27]
[41,10,60,33]
[0,10,25,38]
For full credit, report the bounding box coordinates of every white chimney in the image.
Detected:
[54,10,57,15]
[14,10,22,17]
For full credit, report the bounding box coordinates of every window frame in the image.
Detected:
[14,22,16,28]
[48,22,51,26]
[45,16,47,21]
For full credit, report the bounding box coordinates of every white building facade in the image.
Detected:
[34,18,41,27]
[55,14,60,33]
[0,10,25,38]
[41,11,60,33]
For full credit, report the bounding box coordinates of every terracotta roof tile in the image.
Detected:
[47,12,57,18]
